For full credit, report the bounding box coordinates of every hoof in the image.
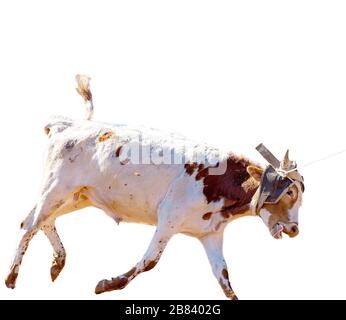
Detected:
[51,258,66,282]
[5,271,18,289]
[230,293,239,300]
[95,279,110,295]
[228,291,238,300]
[95,276,128,294]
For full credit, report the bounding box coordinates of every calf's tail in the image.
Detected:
[75,74,94,120]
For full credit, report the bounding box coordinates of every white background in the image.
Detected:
[0,0,345,300]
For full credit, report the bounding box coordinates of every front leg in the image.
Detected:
[200,233,238,300]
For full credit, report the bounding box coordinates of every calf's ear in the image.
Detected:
[247,166,263,182]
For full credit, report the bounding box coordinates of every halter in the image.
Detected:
[253,144,305,214]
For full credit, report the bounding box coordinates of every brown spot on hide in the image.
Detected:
[52,200,64,211]
[201,155,258,206]
[233,205,250,216]
[44,127,50,135]
[223,199,237,209]
[80,195,88,200]
[221,204,250,219]
[20,221,24,229]
[99,131,113,142]
[184,162,198,175]
[73,192,80,201]
[144,260,157,272]
[221,211,230,219]
[124,267,136,278]
[202,212,213,220]
[115,145,122,157]
[196,166,209,180]
[222,269,229,280]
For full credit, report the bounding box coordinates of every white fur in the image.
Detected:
[5,117,250,299]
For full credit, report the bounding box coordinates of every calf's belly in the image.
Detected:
[95,164,184,225]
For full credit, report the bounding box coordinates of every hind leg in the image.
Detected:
[41,190,91,282]
[42,224,66,282]
[5,227,39,288]
[5,182,82,289]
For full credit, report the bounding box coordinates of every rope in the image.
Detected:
[300,148,346,169]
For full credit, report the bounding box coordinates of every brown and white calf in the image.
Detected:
[5,77,304,299]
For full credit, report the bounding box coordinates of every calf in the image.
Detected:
[5,76,305,299]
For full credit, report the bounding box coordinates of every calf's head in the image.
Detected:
[247,151,304,239]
